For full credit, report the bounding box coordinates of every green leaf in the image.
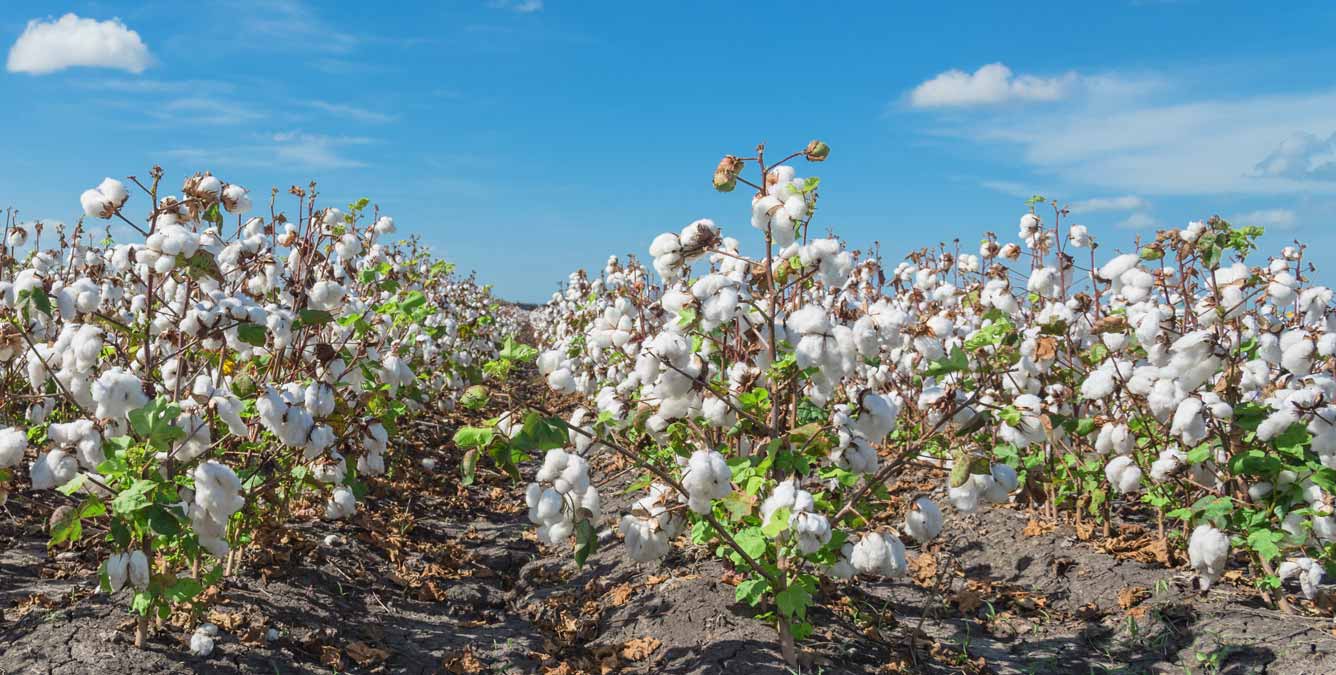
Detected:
[111,479,158,515]
[775,583,812,619]
[574,518,598,567]
[499,337,538,363]
[163,578,203,604]
[734,577,770,607]
[1246,529,1285,562]
[460,385,490,410]
[236,322,267,347]
[452,426,495,450]
[735,527,767,559]
[131,591,153,616]
[762,506,792,538]
[146,504,182,536]
[924,347,968,378]
[298,308,333,326]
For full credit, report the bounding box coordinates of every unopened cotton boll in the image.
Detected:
[1188,524,1229,590]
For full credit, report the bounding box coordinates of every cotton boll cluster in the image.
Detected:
[649,219,719,282]
[751,166,812,248]
[526,448,600,544]
[761,480,831,553]
[830,392,900,474]
[191,461,245,557]
[1277,557,1325,600]
[104,550,150,593]
[357,423,390,476]
[620,483,685,562]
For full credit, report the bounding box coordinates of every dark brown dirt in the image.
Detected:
[4,427,1336,674]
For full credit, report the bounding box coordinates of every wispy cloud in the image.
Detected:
[1116,211,1157,230]
[167,131,372,171]
[151,97,266,126]
[1251,131,1336,180]
[74,78,235,94]
[231,0,359,53]
[1233,207,1298,231]
[488,0,544,14]
[307,100,396,124]
[1068,195,1151,214]
[7,13,152,75]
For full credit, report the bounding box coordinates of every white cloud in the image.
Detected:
[1068,195,1151,214]
[1233,208,1297,231]
[1251,131,1336,179]
[933,79,1336,195]
[166,131,372,170]
[307,100,396,124]
[153,97,266,126]
[1116,211,1157,230]
[909,63,1076,108]
[488,0,544,13]
[7,14,152,75]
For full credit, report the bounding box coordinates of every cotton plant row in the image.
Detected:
[0,169,518,648]
[515,139,1336,664]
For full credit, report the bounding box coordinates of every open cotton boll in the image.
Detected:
[849,532,907,577]
[948,481,981,513]
[190,624,217,657]
[80,178,129,218]
[792,511,832,553]
[308,281,346,312]
[1277,558,1325,600]
[1188,525,1230,590]
[324,486,357,520]
[904,497,943,543]
[1068,225,1091,248]
[682,449,732,514]
[1171,397,1208,445]
[985,464,1019,503]
[30,450,79,490]
[1105,455,1142,494]
[128,550,150,590]
[105,552,130,593]
[1149,448,1186,482]
[0,426,28,468]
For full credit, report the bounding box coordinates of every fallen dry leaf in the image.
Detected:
[621,636,661,661]
[346,640,391,667]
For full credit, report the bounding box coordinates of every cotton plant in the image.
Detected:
[1,169,520,649]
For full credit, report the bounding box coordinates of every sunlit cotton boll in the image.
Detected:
[681,449,732,514]
[1188,524,1230,590]
[80,178,129,219]
[324,486,357,520]
[849,532,907,577]
[904,497,943,543]
[0,427,28,468]
[1104,455,1142,494]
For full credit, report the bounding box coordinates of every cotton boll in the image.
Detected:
[189,626,217,657]
[849,532,907,577]
[948,482,981,513]
[904,497,943,543]
[128,550,150,590]
[681,449,732,514]
[104,553,131,592]
[324,486,357,520]
[1278,558,1326,600]
[1188,525,1229,590]
[1105,455,1142,494]
[30,450,79,490]
[0,427,27,468]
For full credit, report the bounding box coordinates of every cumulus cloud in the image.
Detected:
[1251,131,1336,179]
[6,14,152,75]
[909,63,1076,108]
[1233,208,1298,231]
[1068,195,1151,214]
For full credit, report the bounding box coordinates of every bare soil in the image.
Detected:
[4,420,1335,675]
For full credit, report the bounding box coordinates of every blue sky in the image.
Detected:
[3,1,1336,302]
